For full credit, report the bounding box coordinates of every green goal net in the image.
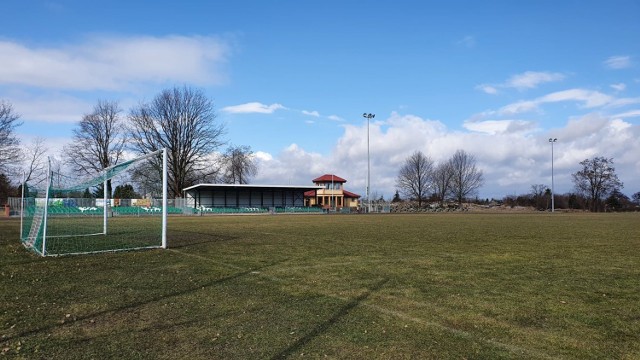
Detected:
[20,149,168,256]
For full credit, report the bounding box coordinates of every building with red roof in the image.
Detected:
[304,174,360,210]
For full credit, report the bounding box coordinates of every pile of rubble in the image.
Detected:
[390,201,468,213]
[390,201,536,213]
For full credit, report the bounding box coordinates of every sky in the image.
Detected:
[2,0,639,200]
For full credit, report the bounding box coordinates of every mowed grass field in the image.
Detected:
[1,212,639,359]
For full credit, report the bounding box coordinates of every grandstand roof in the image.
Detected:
[183,184,323,192]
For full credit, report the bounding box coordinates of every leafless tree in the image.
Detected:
[448,149,484,206]
[220,145,257,184]
[128,86,226,198]
[23,137,49,186]
[396,150,434,207]
[572,156,623,212]
[0,100,22,175]
[432,160,454,205]
[63,100,126,197]
[530,184,548,210]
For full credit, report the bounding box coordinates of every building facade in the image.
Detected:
[183,184,322,210]
[304,174,361,210]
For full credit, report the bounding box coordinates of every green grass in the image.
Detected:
[22,215,163,255]
[1,213,639,359]
[44,216,163,254]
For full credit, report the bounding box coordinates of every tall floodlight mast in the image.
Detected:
[549,138,557,212]
[363,113,375,213]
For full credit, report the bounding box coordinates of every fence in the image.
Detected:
[7,197,387,216]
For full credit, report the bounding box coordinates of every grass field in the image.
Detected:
[1,212,639,359]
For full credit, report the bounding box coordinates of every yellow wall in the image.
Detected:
[306,187,359,208]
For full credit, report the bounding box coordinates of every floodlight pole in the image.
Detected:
[331,174,334,212]
[549,138,557,212]
[363,113,375,213]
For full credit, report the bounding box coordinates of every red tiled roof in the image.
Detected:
[342,190,361,198]
[312,174,347,183]
[303,189,361,198]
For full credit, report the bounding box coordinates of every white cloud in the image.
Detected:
[457,35,476,48]
[222,102,287,114]
[301,110,320,117]
[610,83,626,92]
[505,71,565,90]
[0,35,232,91]
[254,144,328,186]
[463,119,537,135]
[477,71,565,95]
[254,151,273,162]
[499,89,614,115]
[476,84,498,94]
[606,96,640,108]
[612,110,640,119]
[8,93,92,123]
[328,115,344,122]
[539,89,613,108]
[253,112,640,200]
[499,100,539,115]
[604,55,632,69]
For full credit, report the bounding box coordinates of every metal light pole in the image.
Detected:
[549,138,557,212]
[363,113,375,213]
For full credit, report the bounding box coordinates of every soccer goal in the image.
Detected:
[20,149,168,256]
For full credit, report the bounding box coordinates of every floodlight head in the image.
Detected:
[549,138,557,143]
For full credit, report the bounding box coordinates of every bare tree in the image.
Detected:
[128,86,226,198]
[22,137,49,186]
[449,149,484,206]
[63,100,126,197]
[220,145,257,184]
[572,156,623,212]
[433,160,454,205]
[396,150,434,207]
[530,184,548,210]
[0,100,22,174]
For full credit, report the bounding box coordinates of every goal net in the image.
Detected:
[20,149,168,256]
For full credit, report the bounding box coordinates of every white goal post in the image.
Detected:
[20,148,168,256]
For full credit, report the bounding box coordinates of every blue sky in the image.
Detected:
[2,0,639,199]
